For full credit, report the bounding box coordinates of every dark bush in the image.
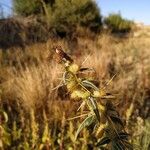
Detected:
[0,17,49,50]
[0,18,26,50]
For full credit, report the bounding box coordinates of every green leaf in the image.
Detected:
[112,139,133,150]
[75,114,95,140]
[112,142,123,150]
[87,97,100,122]
[109,115,124,126]
[118,132,130,140]
[79,67,95,72]
[123,140,133,150]
[81,80,99,91]
[79,67,91,71]
[96,137,111,147]
[115,141,125,150]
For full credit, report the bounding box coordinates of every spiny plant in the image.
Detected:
[52,46,133,149]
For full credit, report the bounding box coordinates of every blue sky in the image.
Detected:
[0,0,150,25]
[0,0,13,17]
[97,0,150,25]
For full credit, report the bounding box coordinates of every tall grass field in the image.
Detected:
[0,26,150,149]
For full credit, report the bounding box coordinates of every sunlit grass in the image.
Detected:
[0,33,150,149]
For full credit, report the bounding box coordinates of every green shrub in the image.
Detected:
[13,0,102,34]
[50,0,102,32]
[104,13,133,33]
[13,0,42,16]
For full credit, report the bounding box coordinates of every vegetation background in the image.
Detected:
[0,0,149,149]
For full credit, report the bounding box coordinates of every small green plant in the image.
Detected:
[131,117,150,150]
[0,109,11,150]
[53,46,133,149]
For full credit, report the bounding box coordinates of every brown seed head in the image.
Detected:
[53,46,73,63]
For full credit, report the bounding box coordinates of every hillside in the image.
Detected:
[134,23,150,37]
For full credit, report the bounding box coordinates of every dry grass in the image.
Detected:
[0,33,150,149]
[1,33,150,116]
